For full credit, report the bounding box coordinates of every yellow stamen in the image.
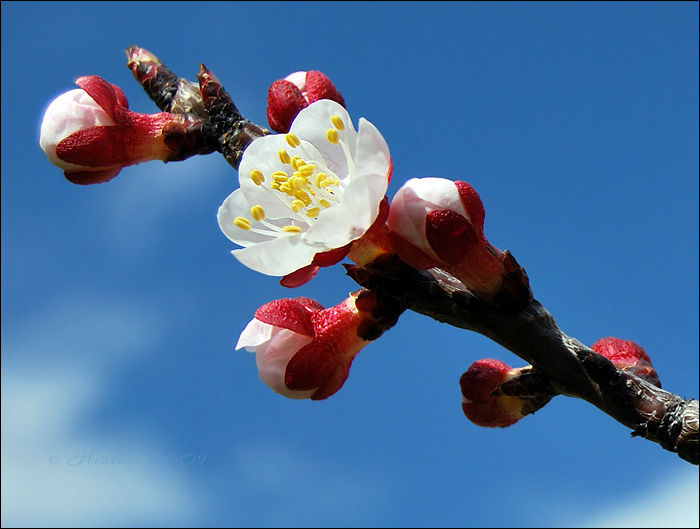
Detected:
[270,182,281,191]
[294,190,311,205]
[319,199,331,208]
[286,176,300,191]
[314,173,327,188]
[326,128,339,144]
[278,149,291,164]
[297,164,315,177]
[290,156,304,170]
[249,169,264,185]
[306,207,320,218]
[250,205,265,221]
[234,217,252,230]
[290,200,306,213]
[331,115,345,130]
[271,171,289,183]
[279,183,294,195]
[283,225,303,233]
[285,133,301,148]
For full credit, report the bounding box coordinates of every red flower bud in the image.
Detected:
[388,178,531,304]
[236,290,399,400]
[267,70,345,133]
[40,75,208,185]
[590,337,660,387]
[460,359,553,427]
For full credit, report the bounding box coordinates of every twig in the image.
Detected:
[346,255,699,465]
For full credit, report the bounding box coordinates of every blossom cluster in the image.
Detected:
[39,52,658,427]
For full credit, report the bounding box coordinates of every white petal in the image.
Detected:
[255,328,316,399]
[235,318,274,351]
[290,100,358,177]
[388,183,434,256]
[284,71,307,92]
[304,171,387,248]
[400,177,468,218]
[353,118,391,181]
[232,234,320,276]
[237,135,302,219]
[303,121,389,247]
[218,189,299,247]
[238,135,328,221]
[39,89,116,171]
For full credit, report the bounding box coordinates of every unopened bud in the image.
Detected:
[267,70,345,133]
[388,178,531,306]
[460,359,554,427]
[40,75,213,185]
[591,337,660,387]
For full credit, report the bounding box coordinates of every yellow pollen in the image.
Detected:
[290,156,304,170]
[331,115,345,130]
[249,169,264,185]
[296,165,315,177]
[282,225,303,233]
[279,183,294,196]
[285,133,301,148]
[270,182,281,190]
[306,207,320,218]
[319,199,331,208]
[314,173,327,187]
[290,199,306,213]
[278,149,291,164]
[319,177,337,187]
[294,190,312,205]
[250,205,265,221]
[271,172,289,183]
[286,176,300,191]
[234,217,252,230]
[326,128,339,144]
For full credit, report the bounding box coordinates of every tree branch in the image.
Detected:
[346,255,699,465]
[124,46,697,464]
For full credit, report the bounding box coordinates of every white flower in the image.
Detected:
[218,99,391,278]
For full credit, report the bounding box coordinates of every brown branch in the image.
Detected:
[125,46,270,171]
[346,255,699,465]
[122,45,698,464]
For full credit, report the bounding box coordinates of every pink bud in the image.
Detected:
[266,70,345,133]
[460,359,553,428]
[388,178,521,302]
[40,75,207,185]
[590,337,660,387]
[236,290,396,400]
[460,359,525,427]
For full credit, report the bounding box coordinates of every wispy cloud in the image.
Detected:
[1,294,203,527]
[575,467,699,528]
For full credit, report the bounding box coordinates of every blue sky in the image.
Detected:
[1,2,698,527]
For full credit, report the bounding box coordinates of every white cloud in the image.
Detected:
[1,295,203,528]
[579,467,699,528]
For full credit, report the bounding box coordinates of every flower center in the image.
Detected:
[234,114,353,236]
